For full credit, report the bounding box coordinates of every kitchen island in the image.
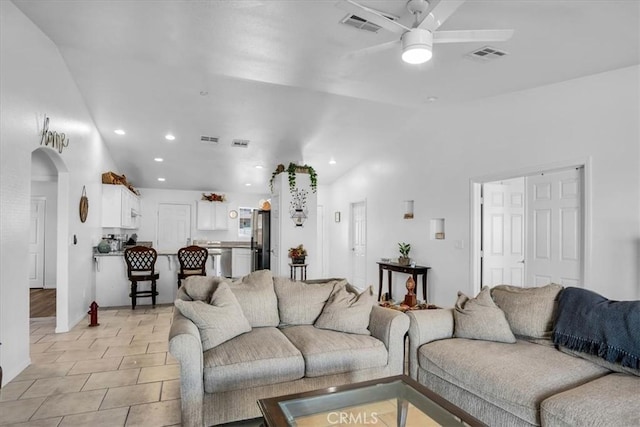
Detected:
[93,242,252,308]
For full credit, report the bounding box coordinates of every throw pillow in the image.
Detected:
[315,285,375,335]
[274,277,347,326]
[181,275,224,301]
[491,283,563,340]
[229,270,279,327]
[453,287,516,343]
[174,281,251,351]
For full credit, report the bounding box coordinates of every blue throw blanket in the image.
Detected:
[552,287,640,369]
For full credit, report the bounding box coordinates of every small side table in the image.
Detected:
[289,263,307,280]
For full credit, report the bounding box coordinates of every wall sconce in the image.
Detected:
[291,208,307,227]
[403,200,414,219]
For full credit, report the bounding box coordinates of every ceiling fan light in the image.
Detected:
[401,28,433,64]
[402,46,432,64]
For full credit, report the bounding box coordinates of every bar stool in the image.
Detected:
[124,246,159,310]
[177,245,209,289]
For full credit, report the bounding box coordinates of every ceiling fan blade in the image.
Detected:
[433,29,514,43]
[344,40,400,60]
[337,0,410,35]
[417,0,466,32]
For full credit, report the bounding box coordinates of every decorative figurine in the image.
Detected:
[403,276,417,307]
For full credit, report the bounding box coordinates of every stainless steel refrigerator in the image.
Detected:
[251,209,270,271]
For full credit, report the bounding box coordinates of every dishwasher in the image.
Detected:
[208,248,232,278]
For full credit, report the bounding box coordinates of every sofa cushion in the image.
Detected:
[229,270,279,327]
[174,282,252,351]
[418,339,609,425]
[315,285,375,335]
[558,345,640,377]
[203,327,304,393]
[280,325,387,377]
[274,277,346,326]
[453,287,516,343]
[491,283,563,341]
[541,373,640,427]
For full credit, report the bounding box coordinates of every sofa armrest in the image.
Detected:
[406,308,454,380]
[369,306,410,375]
[169,310,205,427]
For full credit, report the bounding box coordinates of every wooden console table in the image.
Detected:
[377,262,431,303]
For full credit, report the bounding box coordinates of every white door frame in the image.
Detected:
[349,200,367,289]
[470,158,592,294]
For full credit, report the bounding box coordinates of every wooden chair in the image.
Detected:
[177,245,209,289]
[124,246,159,310]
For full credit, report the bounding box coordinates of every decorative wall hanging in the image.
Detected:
[290,188,308,227]
[79,186,89,223]
[201,193,226,202]
[40,115,69,154]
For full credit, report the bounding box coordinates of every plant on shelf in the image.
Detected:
[270,162,317,194]
[398,242,411,266]
[288,244,307,264]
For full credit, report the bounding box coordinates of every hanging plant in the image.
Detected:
[270,162,317,194]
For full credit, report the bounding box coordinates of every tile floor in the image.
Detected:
[1,305,182,427]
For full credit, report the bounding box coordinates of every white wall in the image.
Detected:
[327,66,640,305]
[135,188,270,245]
[0,2,118,385]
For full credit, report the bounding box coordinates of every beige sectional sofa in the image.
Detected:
[407,284,639,427]
[168,270,410,427]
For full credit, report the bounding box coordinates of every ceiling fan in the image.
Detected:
[337,0,514,64]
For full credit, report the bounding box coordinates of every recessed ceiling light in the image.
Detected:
[165,134,175,141]
[426,96,439,102]
[245,183,252,186]
[255,165,264,169]
[114,129,125,135]
[329,159,337,165]
[154,158,164,162]
[157,177,166,182]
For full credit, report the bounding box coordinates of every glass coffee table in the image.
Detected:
[258,375,485,427]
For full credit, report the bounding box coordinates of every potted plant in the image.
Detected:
[270,162,318,194]
[288,244,307,264]
[398,242,411,266]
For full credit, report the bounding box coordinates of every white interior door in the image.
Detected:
[482,178,525,287]
[350,201,367,289]
[526,168,583,286]
[316,205,325,278]
[29,198,46,288]
[157,203,191,252]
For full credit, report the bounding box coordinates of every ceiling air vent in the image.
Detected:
[200,135,219,144]
[340,12,397,33]
[466,46,509,62]
[231,139,250,148]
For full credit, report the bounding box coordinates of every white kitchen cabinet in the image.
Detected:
[232,248,252,278]
[196,201,228,230]
[102,184,141,229]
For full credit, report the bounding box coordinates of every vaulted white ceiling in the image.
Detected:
[12,0,640,192]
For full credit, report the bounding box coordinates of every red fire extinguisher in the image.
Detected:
[88,301,100,327]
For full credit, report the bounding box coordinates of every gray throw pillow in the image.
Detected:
[229,270,279,327]
[454,287,516,343]
[174,281,251,351]
[315,285,375,335]
[491,283,563,340]
[181,275,225,301]
[274,277,347,326]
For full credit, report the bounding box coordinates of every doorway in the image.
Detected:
[471,161,590,293]
[30,147,70,332]
[350,201,367,288]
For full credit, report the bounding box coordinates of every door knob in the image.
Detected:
[517,260,525,264]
